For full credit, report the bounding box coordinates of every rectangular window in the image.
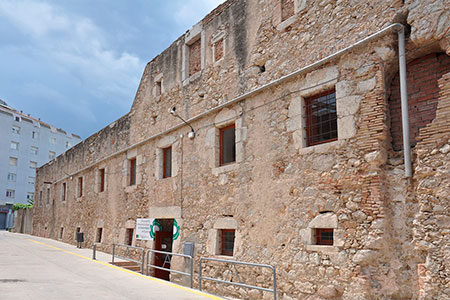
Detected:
[78,177,83,197]
[32,131,39,140]
[162,147,172,178]
[99,168,105,192]
[30,161,37,169]
[59,227,64,239]
[46,188,50,205]
[10,141,19,150]
[214,38,224,62]
[6,190,15,198]
[219,124,236,166]
[28,176,35,185]
[61,183,66,201]
[96,228,103,243]
[31,146,38,155]
[12,125,20,134]
[305,90,337,146]
[65,141,70,148]
[220,229,235,256]
[7,173,16,182]
[315,228,334,245]
[27,192,34,200]
[281,0,295,22]
[129,158,136,186]
[49,151,56,159]
[189,38,201,76]
[125,228,134,246]
[39,191,43,206]
[155,80,162,96]
[9,157,17,166]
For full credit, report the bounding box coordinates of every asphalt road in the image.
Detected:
[0,231,223,300]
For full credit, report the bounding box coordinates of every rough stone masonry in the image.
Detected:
[31,0,450,299]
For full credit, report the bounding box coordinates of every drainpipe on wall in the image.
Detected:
[397,26,412,178]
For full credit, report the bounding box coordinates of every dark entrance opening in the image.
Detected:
[153,219,174,281]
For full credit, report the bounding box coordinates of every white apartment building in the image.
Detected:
[0,99,81,209]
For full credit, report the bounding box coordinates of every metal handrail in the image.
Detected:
[199,257,277,300]
[146,249,194,288]
[112,243,146,274]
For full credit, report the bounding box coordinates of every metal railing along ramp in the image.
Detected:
[111,243,146,274]
[199,257,277,300]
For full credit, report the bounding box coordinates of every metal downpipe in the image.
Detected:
[397,26,412,178]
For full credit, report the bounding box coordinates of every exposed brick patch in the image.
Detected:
[281,0,294,22]
[389,53,450,151]
[416,72,450,150]
[189,39,201,76]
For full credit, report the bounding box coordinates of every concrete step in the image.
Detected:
[110,261,142,272]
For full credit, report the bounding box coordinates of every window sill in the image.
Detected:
[212,163,238,176]
[125,185,137,193]
[183,71,202,86]
[298,140,344,155]
[277,15,297,31]
[306,245,340,253]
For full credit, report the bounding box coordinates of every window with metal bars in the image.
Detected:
[315,228,334,245]
[304,90,337,146]
[220,229,235,256]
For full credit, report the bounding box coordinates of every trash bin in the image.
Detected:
[76,232,84,248]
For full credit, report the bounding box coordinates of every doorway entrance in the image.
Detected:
[153,219,174,280]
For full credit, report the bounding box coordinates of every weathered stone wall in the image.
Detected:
[32,1,450,299]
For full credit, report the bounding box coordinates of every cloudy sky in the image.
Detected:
[0,0,224,138]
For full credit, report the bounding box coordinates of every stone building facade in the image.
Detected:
[32,1,450,299]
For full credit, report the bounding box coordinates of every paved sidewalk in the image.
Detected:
[0,231,224,300]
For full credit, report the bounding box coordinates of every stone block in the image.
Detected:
[338,115,356,139]
[356,77,376,94]
[337,96,362,117]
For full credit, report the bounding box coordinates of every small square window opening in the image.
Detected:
[315,228,334,245]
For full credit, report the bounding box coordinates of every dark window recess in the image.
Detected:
[129,158,136,186]
[99,169,105,192]
[59,227,64,239]
[78,177,83,197]
[305,90,337,146]
[221,229,235,256]
[316,228,334,245]
[163,147,172,178]
[62,183,66,201]
[96,228,103,243]
[220,124,236,166]
[46,188,50,204]
[125,228,134,246]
